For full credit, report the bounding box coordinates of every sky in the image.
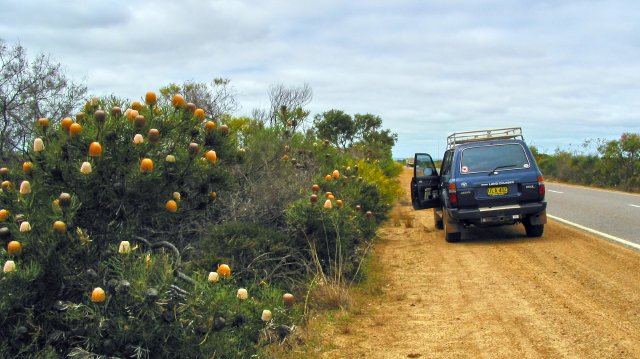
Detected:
[1,0,639,159]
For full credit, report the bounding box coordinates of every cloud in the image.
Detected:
[0,0,131,29]
[1,0,639,158]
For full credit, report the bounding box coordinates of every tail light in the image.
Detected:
[537,175,545,198]
[448,183,458,206]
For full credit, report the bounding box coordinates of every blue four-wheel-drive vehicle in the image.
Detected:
[411,127,547,242]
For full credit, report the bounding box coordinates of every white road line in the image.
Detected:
[547,190,564,194]
[630,204,640,208]
[548,214,640,251]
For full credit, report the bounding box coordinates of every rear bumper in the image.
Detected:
[448,202,547,223]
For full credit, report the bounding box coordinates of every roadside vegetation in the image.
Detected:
[531,133,640,192]
[0,40,402,358]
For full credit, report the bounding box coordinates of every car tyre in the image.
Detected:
[524,222,544,237]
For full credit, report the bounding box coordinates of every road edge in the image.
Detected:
[548,214,640,251]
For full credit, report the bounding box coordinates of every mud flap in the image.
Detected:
[527,210,547,225]
[443,210,462,242]
[444,210,461,233]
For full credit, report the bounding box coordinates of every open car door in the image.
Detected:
[411,153,441,210]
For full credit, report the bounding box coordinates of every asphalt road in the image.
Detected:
[545,182,640,248]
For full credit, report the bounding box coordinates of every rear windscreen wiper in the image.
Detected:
[489,164,517,175]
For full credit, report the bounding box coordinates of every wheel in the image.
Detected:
[443,211,461,242]
[433,209,443,230]
[524,222,544,237]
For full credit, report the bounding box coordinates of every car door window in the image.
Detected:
[441,150,453,177]
[415,154,437,177]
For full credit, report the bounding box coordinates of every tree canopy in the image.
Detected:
[0,39,87,161]
[313,110,397,154]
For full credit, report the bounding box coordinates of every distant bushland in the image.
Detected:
[531,132,640,192]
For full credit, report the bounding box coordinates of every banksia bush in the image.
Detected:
[0,93,297,357]
[284,151,399,282]
[0,83,399,356]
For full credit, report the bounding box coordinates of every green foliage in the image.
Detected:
[277,109,402,285]
[266,83,313,131]
[0,94,301,357]
[0,248,299,358]
[191,221,307,287]
[275,105,311,131]
[597,133,640,190]
[285,200,359,283]
[285,173,380,283]
[217,122,321,228]
[313,110,356,149]
[25,96,235,250]
[354,113,398,161]
[347,160,403,211]
[312,111,397,157]
[0,78,402,357]
[157,78,238,120]
[535,133,640,192]
[188,277,302,359]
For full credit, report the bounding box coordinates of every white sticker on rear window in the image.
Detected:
[461,166,469,173]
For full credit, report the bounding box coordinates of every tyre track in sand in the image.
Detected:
[320,168,640,359]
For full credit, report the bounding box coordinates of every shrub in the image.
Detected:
[219,124,319,228]
[0,94,300,357]
[191,221,309,288]
[0,91,402,356]
[349,159,403,208]
[285,181,378,283]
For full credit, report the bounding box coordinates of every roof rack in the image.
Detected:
[447,127,523,149]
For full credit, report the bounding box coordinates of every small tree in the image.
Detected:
[598,132,640,190]
[313,110,355,150]
[0,40,87,162]
[313,111,397,161]
[267,83,313,131]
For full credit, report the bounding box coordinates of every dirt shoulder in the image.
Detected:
[319,168,640,359]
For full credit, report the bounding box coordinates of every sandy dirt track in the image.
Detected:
[320,168,640,359]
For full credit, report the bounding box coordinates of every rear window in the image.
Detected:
[460,144,530,174]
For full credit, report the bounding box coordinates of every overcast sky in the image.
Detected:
[2,0,639,158]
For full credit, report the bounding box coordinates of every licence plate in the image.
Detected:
[487,186,508,196]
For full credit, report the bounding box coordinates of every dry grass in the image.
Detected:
[390,207,415,228]
[335,311,352,334]
[390,207,403,227]
[404,213,414,228]
[356,247,386,297]
[308,282,353,311]
[262,221,392,358]
[261,316,330,359]
[393,290,408,302]
[371,313,389,327]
